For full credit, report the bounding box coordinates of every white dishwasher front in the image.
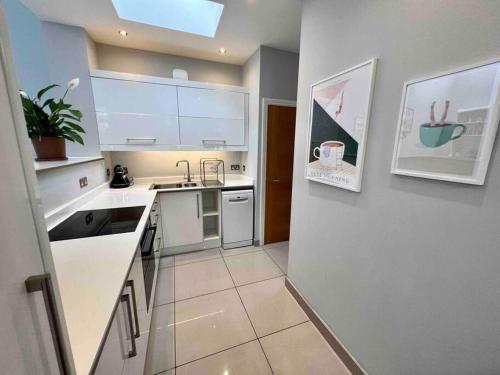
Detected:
[222,190,254,249]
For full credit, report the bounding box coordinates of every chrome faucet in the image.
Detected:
[176,160,192,182]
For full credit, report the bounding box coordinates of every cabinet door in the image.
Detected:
[93,301,127,375]
[179,117,245,146]
[178,87,245,119]
[160,191,203,248]
[92,78,180,145]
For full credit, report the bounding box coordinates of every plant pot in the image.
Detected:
[31,136,68,161]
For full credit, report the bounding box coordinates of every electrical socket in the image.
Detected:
[79,177,88,188]
[230,164,241,171]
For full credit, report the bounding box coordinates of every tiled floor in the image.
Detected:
[147,245,351,375]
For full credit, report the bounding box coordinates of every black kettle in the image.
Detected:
[110,165,132,188]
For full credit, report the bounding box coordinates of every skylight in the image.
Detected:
[111,0,224,38]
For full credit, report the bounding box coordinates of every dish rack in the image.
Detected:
[199,158,225,187]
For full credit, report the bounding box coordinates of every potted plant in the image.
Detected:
[19,78,85,161]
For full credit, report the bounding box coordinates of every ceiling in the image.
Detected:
[21,0,302,65]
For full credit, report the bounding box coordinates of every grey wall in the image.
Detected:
[96,44,242,86]
[260,46,299,101]
[3,0,50,96]
[289,1,500,375]
[42,22,101,157]
[242,46,299,242]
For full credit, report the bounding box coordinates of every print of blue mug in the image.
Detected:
[419,123,466,148]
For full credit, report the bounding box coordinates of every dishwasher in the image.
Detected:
[222,190,254,249]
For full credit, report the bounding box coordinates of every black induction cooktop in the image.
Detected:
[48,206,146,242]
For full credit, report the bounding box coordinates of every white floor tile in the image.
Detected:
[157,370,174,375]
[260,322,351,375]
[263,241,289,250]
[176,341,272,375]
[175,289,256,366]
[237,277,308,337]
[175,248,221,266]
[221,245,263,257]
[224,251,283,286]
[264,245,289,274]
[145,303,175,374]
[175,258,234,301]
[154,267,174,306]
[160,256,175,269]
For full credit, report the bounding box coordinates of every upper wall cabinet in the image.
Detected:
[91,78,180,148]
[90,70,249,151]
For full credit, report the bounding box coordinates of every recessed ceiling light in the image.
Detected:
[218,47,227,55]
[118,29,128,37]
[112,0,224,38]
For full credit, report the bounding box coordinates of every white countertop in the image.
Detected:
[48,174,254,374]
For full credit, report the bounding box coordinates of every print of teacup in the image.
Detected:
[419,123,466,148]
[313,141,345,170]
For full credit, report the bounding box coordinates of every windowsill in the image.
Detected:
[34,156,105,172]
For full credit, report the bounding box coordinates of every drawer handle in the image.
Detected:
[126,137,157,144]
[126,280,140,338]
[121,294,137,358]
[202,139,226,145]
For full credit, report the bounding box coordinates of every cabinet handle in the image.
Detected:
[229,197,248,203]
[126,280,140,338]
[26,274,70,375]
[202,139,226,145]
[196,193,200,218]
[126,137,157,144]
[121,294,137,358]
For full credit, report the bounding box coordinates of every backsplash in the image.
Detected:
[109,151,243,178]
[36,158,109,217]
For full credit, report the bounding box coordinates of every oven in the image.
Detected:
[139,217,157,311]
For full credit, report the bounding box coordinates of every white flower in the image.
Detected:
[19,90,29,98]
[67,78,80,90]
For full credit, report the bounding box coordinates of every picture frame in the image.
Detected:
[304,58,377,192]
[391,58,500,185]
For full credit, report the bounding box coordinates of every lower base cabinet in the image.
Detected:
[93,198,162,374]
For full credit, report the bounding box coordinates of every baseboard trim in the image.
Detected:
[285,278,366,375]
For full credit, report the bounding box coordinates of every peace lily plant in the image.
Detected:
[20,78,85,161]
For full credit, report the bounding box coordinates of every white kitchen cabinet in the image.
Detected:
[93,297,127,375]
[91,78,180,146]
[177,87,245,119]
[90,70,249,151]
[160,191,203,248]
[179,117,245,146]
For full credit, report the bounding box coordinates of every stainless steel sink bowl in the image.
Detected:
[151,182,198,190]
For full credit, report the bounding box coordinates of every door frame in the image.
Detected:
[259,98,297,245]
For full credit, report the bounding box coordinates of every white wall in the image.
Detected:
[42,22,101,157]
[95,43,242,86]
[289,1,500,375]
[3,0,50,97]
[109,151,242,179]
[36,159,108,216]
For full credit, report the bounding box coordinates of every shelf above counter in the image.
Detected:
[34,156,105,172]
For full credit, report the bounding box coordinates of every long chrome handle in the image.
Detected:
[202,139,226,145]
[126,137,157,143]
[126,280,140,338]
[26,274,70,375]
[121,294,137,358]
[196,193,200,218]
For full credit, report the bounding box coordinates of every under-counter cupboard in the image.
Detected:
[93,196,162,375]
[90,70,249,152]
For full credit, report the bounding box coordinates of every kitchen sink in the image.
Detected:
[151,182,198,190]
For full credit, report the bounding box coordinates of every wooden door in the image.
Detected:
[264,105,296,244]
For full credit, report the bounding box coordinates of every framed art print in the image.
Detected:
[391,58,500,185]
[305,58,377,192]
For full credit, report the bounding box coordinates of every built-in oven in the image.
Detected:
[139,217,157,311]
